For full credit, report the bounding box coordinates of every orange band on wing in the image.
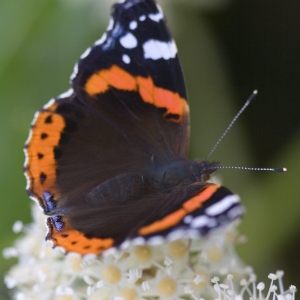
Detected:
[137,76,186,118]
[85,65,137,94]
[138,185,220,236]
[47,217,114,255]
[85,65,188,122]
[182,185,219,211]
[24,101,65,207]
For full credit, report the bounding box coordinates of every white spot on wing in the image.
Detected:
[94,33,107,46]
[43,98,56,109]
[191,216,209,228]
[57,88,73,99]
[80,47,91,59]
[148,4,164,22]
[70,63,79,81]
[148,11,163,23]
[143,39,177,60]
[205,195,240,217]
[122,54,131,64]
[24,171,31,190]
[129,21,137,30]
[183,215,193,224]
[30,112,39,127]
[107,17,114,31]
[227,205,244,219]
[139,15,146,21]
[120,32,138,49]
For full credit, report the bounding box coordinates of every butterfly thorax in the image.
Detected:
[149,160,220,190]
[85,160,220,205]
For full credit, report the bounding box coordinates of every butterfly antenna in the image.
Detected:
[206,90,258,161]
[210,165,287,172]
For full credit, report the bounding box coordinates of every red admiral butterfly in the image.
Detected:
[24,0,243,255]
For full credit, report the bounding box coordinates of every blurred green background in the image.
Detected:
[0,0,299,298]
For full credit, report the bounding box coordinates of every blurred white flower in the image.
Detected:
[4,205,296,299]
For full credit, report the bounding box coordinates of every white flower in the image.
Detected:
[3,205,297,300]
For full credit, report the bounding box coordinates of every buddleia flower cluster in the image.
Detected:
[3,205,296,300]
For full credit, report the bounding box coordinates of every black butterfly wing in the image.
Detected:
[56,0,190,196]
[24,0,193,254]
